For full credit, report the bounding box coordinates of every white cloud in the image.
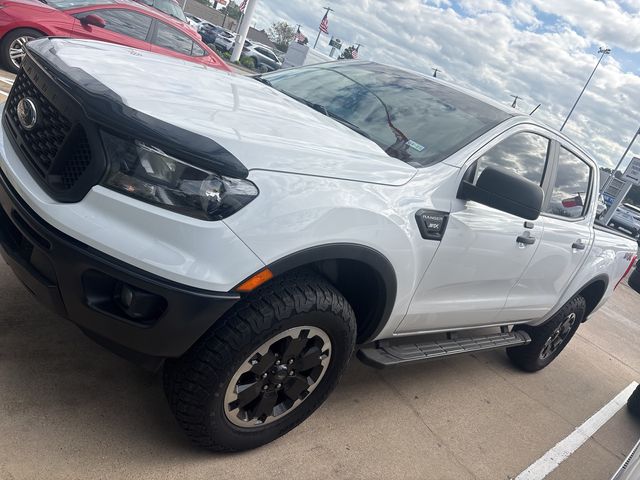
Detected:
[249,0,640,169]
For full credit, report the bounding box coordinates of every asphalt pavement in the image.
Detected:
[0,253,639,480]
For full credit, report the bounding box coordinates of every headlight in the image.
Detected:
[100,131,258,220]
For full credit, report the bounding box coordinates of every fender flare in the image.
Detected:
[574,274,609,321]
[266,243,398,343]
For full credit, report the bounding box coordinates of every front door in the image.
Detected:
[398,129,552,334]
[73,8,153,51]
[498,143,594,322]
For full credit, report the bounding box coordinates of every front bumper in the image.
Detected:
[0,167,240,368]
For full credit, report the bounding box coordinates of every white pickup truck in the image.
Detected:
[1,38,637,452]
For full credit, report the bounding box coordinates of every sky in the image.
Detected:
[244,0,640,170]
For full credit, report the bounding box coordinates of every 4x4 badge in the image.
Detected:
[16,97,38,130]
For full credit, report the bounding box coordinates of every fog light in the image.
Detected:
[114,282,166,320]
[119,284,134,308]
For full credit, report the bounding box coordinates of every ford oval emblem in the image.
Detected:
[16,97,38,130]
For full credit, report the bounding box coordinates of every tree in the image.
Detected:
[267,21,296,52]
[220,1,242,20]
[339,46,358,60]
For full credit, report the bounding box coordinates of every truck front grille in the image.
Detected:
[7,70,73,176]
[3,56,105,202]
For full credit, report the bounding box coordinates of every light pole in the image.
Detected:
[560,47,611,131]
[600,126,640,195]
[230,0,258,63]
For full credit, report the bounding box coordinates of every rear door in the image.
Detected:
[398,127,552,333]
[498,142,594,321]
[149,20,208,63]
[73,8,153,51]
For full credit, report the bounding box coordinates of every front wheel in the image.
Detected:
[163,270,356,451]
[1,29,44,73]
[507,295,586,372]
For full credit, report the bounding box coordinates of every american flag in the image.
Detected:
[239,0,247,13]
[352,46,359,59]
[561,195,583,208]
[294,26,306,43]
[319,12,329,34]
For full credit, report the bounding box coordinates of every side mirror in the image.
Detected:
[459,166,543,220]
[81,14,106,28]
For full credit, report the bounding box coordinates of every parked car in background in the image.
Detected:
[627,252,640,293]
[611,385,640,479]
[609,204,640,237]
[185,13,204,28]
[1,45,636,451]
[242,43,282,71]
[199,23,230,46]
[0,0,230,73]
[213,29,235,51]
[596,194,607,218]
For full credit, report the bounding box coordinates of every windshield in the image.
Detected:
[261,62,511,167]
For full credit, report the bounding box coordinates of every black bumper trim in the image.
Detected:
[0,166,240,365]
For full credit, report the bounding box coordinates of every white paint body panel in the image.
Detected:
[1,39,636,343]
[0,125,265,291]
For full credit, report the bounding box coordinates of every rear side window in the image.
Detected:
[475,132,550,185]
[545,147,592,219]
[154,22,193,55]
[191,42,206,57]
[77,9,152,41]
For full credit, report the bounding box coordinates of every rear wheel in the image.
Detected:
[1,29,44,73]
[507,295,586,372]
[163,270,356,451]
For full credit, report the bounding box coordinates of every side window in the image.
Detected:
[77,9,152,41]
[154,22,193,55]
[191,42,206,57]
[475,132,550,186]
[545,147,592,219]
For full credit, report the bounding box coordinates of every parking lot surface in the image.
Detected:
[0,252,639,480]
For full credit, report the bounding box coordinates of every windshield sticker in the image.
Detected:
[407,140,426,152]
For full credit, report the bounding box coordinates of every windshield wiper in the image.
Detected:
[254,76,273,87]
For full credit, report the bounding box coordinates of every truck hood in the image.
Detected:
[29,39,417,186]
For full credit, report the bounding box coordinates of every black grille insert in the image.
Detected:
[3,58,105,202]
[7,70,73,175]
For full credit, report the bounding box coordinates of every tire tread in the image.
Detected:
[164,269,356,451]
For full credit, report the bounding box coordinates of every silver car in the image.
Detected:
[242,44,282,72]
[610,205,640,237]
[214,31,236,52]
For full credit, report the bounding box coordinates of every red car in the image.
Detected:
[0,0,230,73]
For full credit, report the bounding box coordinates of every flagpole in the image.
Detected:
[313,6,333,49]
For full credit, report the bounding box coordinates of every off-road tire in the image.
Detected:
[1,28,44,73]
[163,270,356,451]
[507,295,586,372]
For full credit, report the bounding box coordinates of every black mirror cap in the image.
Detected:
[460,166,543,221]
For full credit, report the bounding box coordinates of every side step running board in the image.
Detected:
[357,331,531,369]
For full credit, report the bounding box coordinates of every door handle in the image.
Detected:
[516,235,536,245]
[572,240,586,250]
